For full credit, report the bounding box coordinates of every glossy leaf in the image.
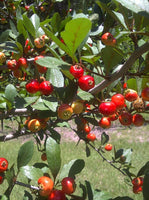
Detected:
[23,14,36,37]
[143,171,149,200]
[17,141,34,170]
[5,84,18,103]
[46,137,61,179]
[137,161,149,177]
[46,68,64,87]
[61,18,92,59]
[77,90,94,101]
[101,132,109,145]
[20,166,43,180]
[30,14,40,32]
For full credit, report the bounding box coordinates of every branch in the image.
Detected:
[89,41,149,94]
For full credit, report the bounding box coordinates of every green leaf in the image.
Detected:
[81,55,101,65]
[77,90,94,101]
[93,190,112,200]
[35,56,70,70]
[114,0,149,19]
[46,69,64,87]
[5,164,15,185]
[17,19,28,39]
[30,14,40,32]
[46,137,61,179]
[137,161,149,177]
[24,97,39,107]
[5,84,18,103]
[127,78,138,91]
[59,159,85,181]
[143,171,149,200]
[101,47,123,74]
[42,97,58,112]
[61,18,92,59]
[17,141,34,170]
[23,14,36,37]
[101,132,109,145]
[20,166,43,180]
[23,190,33,200]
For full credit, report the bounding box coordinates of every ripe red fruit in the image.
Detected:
[86,133,96,141]
[133,185,142,194]
[141,87,149,101]
[0,173,4,184]
[69,64,84,79]
[132,114,145,126]
[99,101,116,116]
[78,75,95,91]
[34,55,47,74]
[7,59,19,71]
[58,104,73,120]
[123,82,127,89]
[34,37,45,48]
[109,113,118,121]
[99,117,111,129]
[38,176,54,197]
[61,177,76,194]
[101,32,116,46]
[105,144,112,151]
[26,79,40,94]
[17,57,28,69]
[0,158,8,172]
[25,5,30,10]
[119,112,132,126]
[84,124,91,134]
[132,177,144,187]
[39,81,54,96]
[48,189,66,200]
[124,89,138,102]
[111,93,125,110]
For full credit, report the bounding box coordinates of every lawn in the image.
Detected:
[0,122,149,199]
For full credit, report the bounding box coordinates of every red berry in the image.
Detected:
[38,176,54,197]
[119,112,132,126]
[84,124,91,134]
[61,177,76,194]
[18,57,28,69]
[0,158,8,172]
[109,113,118,121]
[48,189,66,200]
[78,75,95,91]
[99,101,116,116]
[25,5,30,10]
[101,32,116,46]
[141,87,149,101]
[34,55,47,74]
[133,185,142,194]
[86,133,96,141]
[39,81,53,96]
[7,59,19,71]
[132,114,145,126]
[70,64,84,79]
[105,143,112,151]
[132,177,144,187]
[111,93,125,110]
[123,82,127,89]
[26,79,40,94]
[99,117,111,129]
[0,174,4,184]
[124,89,138,102]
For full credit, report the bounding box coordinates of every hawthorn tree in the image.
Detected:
[0,0,149,199]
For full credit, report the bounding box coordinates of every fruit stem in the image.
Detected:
[15,181,40,191]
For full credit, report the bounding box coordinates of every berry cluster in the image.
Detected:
[0,157,8,185]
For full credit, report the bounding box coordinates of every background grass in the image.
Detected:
[0,122,149,199]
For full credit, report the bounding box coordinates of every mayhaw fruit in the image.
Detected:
[48,189,66,200]
[25,5,30,11]
[0,158,8,172]
[34,37,45,48]
[34,55,47,74]
[84,124,91,134]
[141,87,149,101]
[99,117,111,129]
[132,114,145,127]
[39,119,48,129]
[39,81,54,96]
[0,173,4,184]
[0,52,6,64]
[17,57,28,69]
[111,93,125,110]
[13,69,23,79]
[105,144,112,151]
[124,89,138,102]
[27,119,41,132]
[86,133,96,141]
[58,104,73,120]
[132,177,144,187]
[119,112,132,126]
[78,75,95,91]
[132,97,145,112]
[99,101,116,116]
[61,177,76,195]
[119,155,126,163]
[41,153,47,161]
[38,176,54,197]
[123,82,127,89]
[26,79,40,94]
[7,59,19,71]
[71,100,85,114]
[101,32,116,46]
[109,113,118,121]
[69,64,84,79]
[133,185,142,194]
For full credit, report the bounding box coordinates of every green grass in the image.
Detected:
[0,124,149,199]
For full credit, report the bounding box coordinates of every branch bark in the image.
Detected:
[88,40,149,94]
